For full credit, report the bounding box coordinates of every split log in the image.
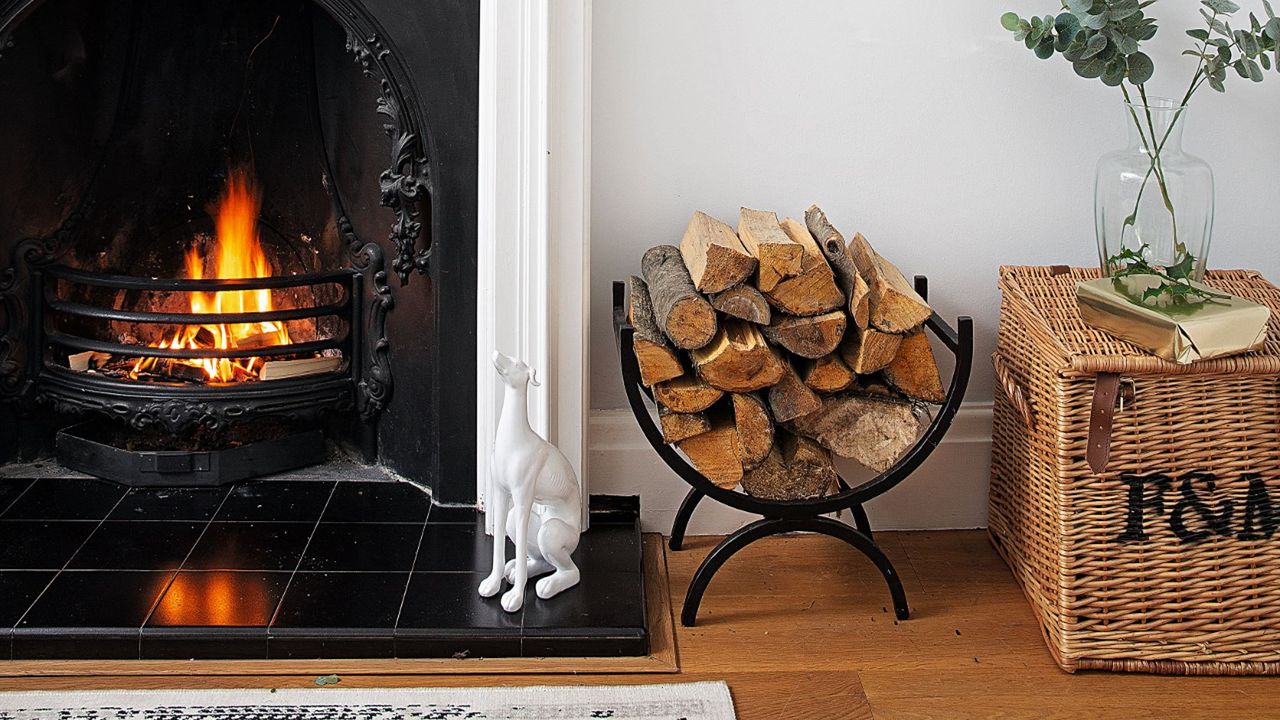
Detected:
[847,232,932,333]
[839,324,902,374]
[653,373,723,413]
[641,245,718,350]
[762,310,846,359]
[710,283,771,324]
[767,361,822,423]
[762,218,845,317]
[259,356,343,381]
[732,393,774,469]
[692,320,785,393]
[628,276,685,386]
[800,353,855,394]
[790,394,924,473]
[805,204,870,328]
[738,207,803,292]
[883,329,945,403]
[679,211,756,294]
[658,407,712,444]
[677,411,743,489]
[741,433,837,501]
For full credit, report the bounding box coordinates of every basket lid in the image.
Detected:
[998,266,1280,376]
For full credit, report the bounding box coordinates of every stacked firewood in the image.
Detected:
[629,205,944,501]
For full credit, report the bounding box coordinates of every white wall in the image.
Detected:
[586,0,1280,532]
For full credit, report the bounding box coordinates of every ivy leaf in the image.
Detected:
[1127,51,1155,83]
[1166,254,1196,280]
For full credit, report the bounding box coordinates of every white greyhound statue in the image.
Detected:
[479,351,582,613]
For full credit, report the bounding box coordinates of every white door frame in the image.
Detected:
[476,0,591,528]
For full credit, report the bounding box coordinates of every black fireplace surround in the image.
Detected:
[0,0,479,502]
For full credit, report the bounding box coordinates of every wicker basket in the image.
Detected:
[989,266,1280,675]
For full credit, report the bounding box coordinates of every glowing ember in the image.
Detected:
[130,168,291,383]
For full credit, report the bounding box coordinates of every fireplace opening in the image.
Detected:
[0,0,481,498]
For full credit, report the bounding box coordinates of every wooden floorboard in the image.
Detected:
[4,530,1280,719]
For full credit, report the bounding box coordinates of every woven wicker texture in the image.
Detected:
[990,266,1280,675]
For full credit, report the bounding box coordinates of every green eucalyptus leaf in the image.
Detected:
[1265,17,1280,41]
[1209,74,1227,90]
[1203,0,1241,14]
[1262,52,1272,69]
[1187,28,1211,41]
[1234,57,1251,76]
[1082,32,1109,58]
[1247,57,1265,79]
[1066,0,1093,13]
[1036,37,1056,58]
[1265,0,1276,18]
[1127,51,1155,83]
[1111,30,1141,54]
[1082,12,1110,30]
[1001,12,1023,31]
[1074,55,1107,78]
[1102,60,1127,85]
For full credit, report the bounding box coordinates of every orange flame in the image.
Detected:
[130,168,291,383]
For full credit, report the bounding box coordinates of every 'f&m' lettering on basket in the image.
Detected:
[1116,472,1278,544]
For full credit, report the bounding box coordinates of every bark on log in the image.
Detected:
[805,204,870,328]
[883,329,945,403]
[658,406,712,444]
[767,360,822,423]
[677,411,743,489]
[790,394,924,473]
[761,218,845,317]
[628,276,685,385]
[839,323,902,374]
[692,320,786,393]
[653,373,724,413]
[732,393,774,469]
[847,232,932,333]
[710,283,771,324]
[741,433,837,501]
[800,353,855,394]
[738,207,803,292]
[762,310,846,359]
[641,245,718,350]
[679,211,757,294]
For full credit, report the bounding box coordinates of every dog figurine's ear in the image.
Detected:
[529,367,541,387]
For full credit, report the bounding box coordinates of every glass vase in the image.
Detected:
[1095,97,1214,282]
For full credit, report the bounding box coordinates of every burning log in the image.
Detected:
[259,356,343,381]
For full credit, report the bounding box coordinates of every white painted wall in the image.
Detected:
[586,0,1280,532]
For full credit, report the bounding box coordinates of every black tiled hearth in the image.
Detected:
[0,478,646,660]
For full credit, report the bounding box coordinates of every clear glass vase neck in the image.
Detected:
[1125,98,1186,155]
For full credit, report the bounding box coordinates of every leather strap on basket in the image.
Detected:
[1087,373,1122,474]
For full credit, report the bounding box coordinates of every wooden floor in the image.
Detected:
[4,530,1280,719]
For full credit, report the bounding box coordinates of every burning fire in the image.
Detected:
[130,168,291,383]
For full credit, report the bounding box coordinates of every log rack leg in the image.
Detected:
[669,488,705,551]
[681,515,910,626]
[850,504,873,541]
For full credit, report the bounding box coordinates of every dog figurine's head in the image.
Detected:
[492,351,541,388]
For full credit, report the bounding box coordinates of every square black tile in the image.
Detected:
[109,487,229,521]
[520,571,647,635]
[13,570,174,659]
[142,571,291,659]
[0,571,56,627]
[68,521,205,571]
[1,478,125,520]
[214,481,333,522]
[299,523,423,572]
[412,523,496,572]
[270,571,407,640]
[0,521,98,570]
[573,523,643,577]
[397,572,523,635]
[0,481,32,516]
[183,522,313,571]
[425,504,482,524]
[320,482,432,523]
[521,633,648,658]
[269,634,394,659]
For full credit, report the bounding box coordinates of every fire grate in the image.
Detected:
[30,264,361,435]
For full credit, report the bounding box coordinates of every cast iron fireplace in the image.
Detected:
[0,0,479,501]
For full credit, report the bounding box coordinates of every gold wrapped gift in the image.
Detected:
[1076,275,1271,364]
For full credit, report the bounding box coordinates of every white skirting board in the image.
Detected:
[588,402,993,534]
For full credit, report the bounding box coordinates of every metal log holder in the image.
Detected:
[612,277,973,626]
[29,264,361,435]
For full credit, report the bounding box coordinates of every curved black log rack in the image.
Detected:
[613,276,972,626]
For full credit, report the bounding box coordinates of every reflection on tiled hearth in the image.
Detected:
[0,479,646,660]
